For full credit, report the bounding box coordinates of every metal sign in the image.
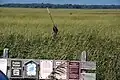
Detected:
[68,61,80,80]
[11,60,22,77]
[26,62,37,76]
[55,60,67,79]
[39,60,53,79]
[23,60,39,79]
[0,59,7,75]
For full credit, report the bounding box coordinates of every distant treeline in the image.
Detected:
[0,3,120,9]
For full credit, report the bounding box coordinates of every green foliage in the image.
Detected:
[0,8,120,80]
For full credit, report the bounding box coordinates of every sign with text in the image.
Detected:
[68,61,80,80]
[11,60,22,77]
[0,59,7,75]
[39,60,53,79]
[55,60,67,79]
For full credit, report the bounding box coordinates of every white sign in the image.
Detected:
[26,63,37,76]
[55,61,67,79]
[0,59,7,75]
[39,60,53,79]
[81,73,96,80]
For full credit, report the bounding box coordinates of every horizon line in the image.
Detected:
[0,2,120,5]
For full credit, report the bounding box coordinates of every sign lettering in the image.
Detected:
[11,60,22,77]
[69,61,80,80]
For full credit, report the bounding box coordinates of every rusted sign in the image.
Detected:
[68,61,80,80]
[11,60,22,77]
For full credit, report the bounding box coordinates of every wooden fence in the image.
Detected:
[0,48,96,80]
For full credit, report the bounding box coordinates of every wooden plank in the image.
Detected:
[80,61,96,70]
[81,73,96,80]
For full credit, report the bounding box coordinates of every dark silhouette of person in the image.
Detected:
[52,24,58,39]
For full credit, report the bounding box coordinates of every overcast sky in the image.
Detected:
[1,0,120,5]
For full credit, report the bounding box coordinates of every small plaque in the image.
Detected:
[68,61,80,80]
[11,60,22,77]
[39,60,53,79]
[55,60,67,79]
[26,62,37,76]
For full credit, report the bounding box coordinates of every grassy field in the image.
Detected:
[0,8,120,80]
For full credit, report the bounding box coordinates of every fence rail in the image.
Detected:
[0,48,96,80]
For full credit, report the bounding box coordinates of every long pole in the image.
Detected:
[47,7,55,26]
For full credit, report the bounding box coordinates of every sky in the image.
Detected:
[1,0,120,5]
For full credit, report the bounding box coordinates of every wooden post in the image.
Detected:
[81,51,87,62]
[81,51,87,72]
[3,48,9,58]
[81,51,87,80]
[80,51,96,80]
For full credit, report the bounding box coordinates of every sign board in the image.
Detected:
[81,73,96,80]
[55,60,67,79]
[0,59,7,75]
[81,62,96,70]
[68,61,80,80]
[23,59,39,79]
[39,60,53,79]
[11,60,22,77]
[25,61,37,77]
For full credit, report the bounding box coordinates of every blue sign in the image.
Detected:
[0,70,9,80]
[26,62,37,76]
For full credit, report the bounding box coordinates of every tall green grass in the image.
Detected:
[0,8,120,80]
